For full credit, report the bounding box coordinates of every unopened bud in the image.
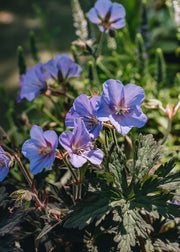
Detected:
[109,28,117,38]
[143,99,165,112]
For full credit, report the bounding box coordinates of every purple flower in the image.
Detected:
[65,94,102,139]
[19,62,47,101]
[95,79,147,135]
[59,118,103,168]
[0,146,10,182]
[88,0,126,32]
[170,199,180,206]
[44,53,82,82]
[22,125,58,175]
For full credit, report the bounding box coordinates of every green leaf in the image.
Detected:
[133,134,162,179]
[64,192,112,230]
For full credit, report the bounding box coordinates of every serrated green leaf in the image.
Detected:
[133,134,162,179]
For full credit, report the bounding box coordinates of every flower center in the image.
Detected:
[72,143,93,155]
[38,146,53,155]
[115,106,130,115]
[81,116,99,130]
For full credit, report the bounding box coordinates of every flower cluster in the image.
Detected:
[20,79,146,176]
[17,53,82,102]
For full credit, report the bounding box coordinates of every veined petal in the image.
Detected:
[102,79,124,106]
[22,139,41,159]
[43,130,58,150]
[70,154,87,168]
[59,131,73,152]
[83,149,103,165]
[90,96,101,113]
[89,121,102,139]
[44,59,58,78]
[124,84,145,106]
[109,114,132,135]
[121,107,147,128]
[30,125,47,146]
[29,155,53,175]
[71,119,91,148]
[73,94,93,117]
[95,98,113,121]
[88,7,101,24]
[109,3,126,22]
[95,0,112,19]
[65,107,79,128]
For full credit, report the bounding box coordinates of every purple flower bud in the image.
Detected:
[88,0,126,32]
[22,125,58,175]
[65,94,102,139]
[59,118,103,168]
[95,79,147,135]
[0,146,10,181]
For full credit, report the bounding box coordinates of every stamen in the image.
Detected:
[38,146,52,155]
[115,106,130,115]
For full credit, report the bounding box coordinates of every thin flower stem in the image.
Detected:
[0,126,10,142]
[14,154,33,188]
[160,117,172,145]
[64,156,78,183]
[92,56,101,93]
[42,107,62,126]
[96,30,105,57]
[104,129,109,154]
[111,129,119,150]
[47,96,62,116]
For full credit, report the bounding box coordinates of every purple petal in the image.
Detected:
[111,19,126,29]
[56,54,72,78]
[88,7,101,24]
[0,166,9,182]
[68,63,82,78]
[59,131,73,153]
[83,149,103,165]
[102,79,124,106]
[71,119,91,148]
[65,107,79,128]
[124,84,145,107]
[44,59,58,78]
[73,94,93,117]
[22,139,41,159]
[95,0,112,19]
[43,130,58,150]
[90,96,101,113]
[120,107,147,128]
[95,98,113,121]
[30,125,47,146]
[109,3,126,22]
[109,114,132,135]
[20,84,44,101]
[89,121,102,139]
[69,153,87,168]
[29,155,53,175]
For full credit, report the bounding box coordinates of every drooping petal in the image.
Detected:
[111,19,126,29]
[83,149,103,165]
[20,84,44,101]
[124,84,145,107]
[109,3,126,22]
[71,119,91,148]
[30,125,47,146]
[88,7,101,24]
[57,54,72,78]
[95,0,112,19]
[102,79,124,106]
[69,153,87,168]
[43,130,58,150]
